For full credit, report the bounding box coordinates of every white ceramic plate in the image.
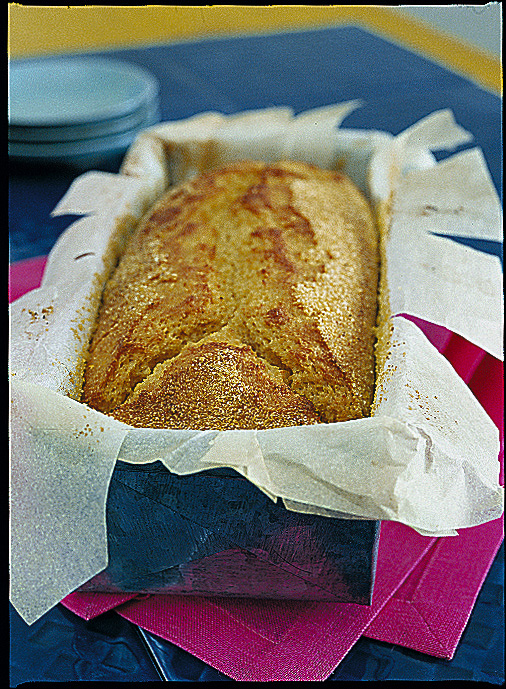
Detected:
[8,56,160,128]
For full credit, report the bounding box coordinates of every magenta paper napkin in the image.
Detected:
[10,258,504,682]
[365,518,503,659]
[61,522,436,681]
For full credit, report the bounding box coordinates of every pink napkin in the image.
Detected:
[10,257,504,681]
[62,523,436,681]
[8,255,48,303]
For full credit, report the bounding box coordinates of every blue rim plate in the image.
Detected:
[8,105,160,165]
[8,56,160,128]
[8,96,160,143]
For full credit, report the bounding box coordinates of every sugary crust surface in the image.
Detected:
[82,160,379,429]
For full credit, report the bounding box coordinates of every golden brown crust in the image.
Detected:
[112,340,321,430]
[82,160,379,429]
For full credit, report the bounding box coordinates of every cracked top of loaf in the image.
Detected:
[81,159,379,429]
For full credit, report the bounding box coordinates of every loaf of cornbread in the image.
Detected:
[81,160,379,429]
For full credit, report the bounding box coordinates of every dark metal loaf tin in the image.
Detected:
[78,460,381,604]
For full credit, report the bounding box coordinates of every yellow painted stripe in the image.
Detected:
[362,7,502,95]
[8,5,501,94]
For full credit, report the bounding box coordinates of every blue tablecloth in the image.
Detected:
[9,25,503,683]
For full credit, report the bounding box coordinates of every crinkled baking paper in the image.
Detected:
[9,103,503,624]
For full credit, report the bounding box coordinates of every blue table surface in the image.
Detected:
[9,25,503,683]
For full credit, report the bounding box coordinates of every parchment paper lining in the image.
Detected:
[9,103,503,624]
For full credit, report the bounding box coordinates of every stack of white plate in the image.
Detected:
[8,56,161,167]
